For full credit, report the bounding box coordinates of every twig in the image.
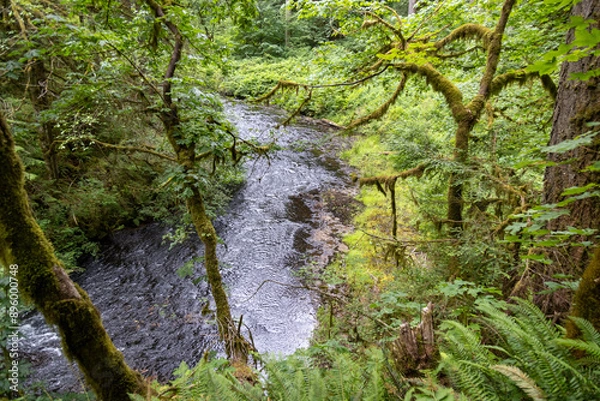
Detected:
[60,136,176,162]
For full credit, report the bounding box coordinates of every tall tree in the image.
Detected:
[139,0,254,365]
[542,0,600,275]
[0,108,149,400]
[537,0,600,332]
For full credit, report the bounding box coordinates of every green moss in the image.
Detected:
[568,247,600,337]
[435,23,494,51]
[0,111,149,400]
[395,63,467,123]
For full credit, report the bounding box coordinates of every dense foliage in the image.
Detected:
[1,0,599,398]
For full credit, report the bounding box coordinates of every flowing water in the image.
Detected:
[20,101,353,392]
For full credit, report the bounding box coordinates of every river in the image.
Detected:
[20,100,356,392]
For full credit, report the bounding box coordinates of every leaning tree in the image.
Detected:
[0,108,149,400]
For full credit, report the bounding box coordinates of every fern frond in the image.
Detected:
[509,298,562,344]
[444,357,502,401]
[307,368,327,401]
[491,364,546,401]
[535,349,600,398]
[442,320,495,364]
[568,317,600,345]
[555,338,600,363]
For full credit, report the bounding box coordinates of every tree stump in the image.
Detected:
[389,302,436,375]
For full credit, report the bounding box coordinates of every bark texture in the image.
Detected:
[0,109,148,400]
[543,0,600,275]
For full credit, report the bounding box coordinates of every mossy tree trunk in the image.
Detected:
[142,0,250,364]
[535,0,600,319]
[0,109,149,400]
[542,0,600,275]
[568,247,600,336]
[446,0,515,235]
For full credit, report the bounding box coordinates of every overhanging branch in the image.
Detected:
[434,23,493,51]
[490,69,557,100]
[61,137,176,162]
[391,62,467,122]
[346,73,408,129]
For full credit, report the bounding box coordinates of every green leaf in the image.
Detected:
[521,253,552,264]
[541,131,598,153]
[561,183,599,196]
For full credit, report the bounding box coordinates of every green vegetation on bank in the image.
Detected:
[1,0,600,399]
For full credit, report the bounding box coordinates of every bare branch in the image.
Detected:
[436,45,485,59]
[363,11,406,48]
[143,0,184,106]
[61,137,176,162]
[104,41,164,102]
[406,0,448,42]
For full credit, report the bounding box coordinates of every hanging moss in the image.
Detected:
[358,163,428,237]
[490,69,557,100]
[253,80,309,103]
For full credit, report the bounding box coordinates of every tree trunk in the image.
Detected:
[187,188,250,363]
[446,0,515,234]
[0,110,149,400]
[141,0,251,364]
[28,60,60,180]
[567,246,600,336]
[542,0,600,275]
[408,0,416,15]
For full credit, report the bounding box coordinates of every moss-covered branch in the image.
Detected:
[346,73,408,130]
[0,109,149,401]
[490,69,557,100]
[255,67,391,105]
[391,63,467,122]
[358,163,428,189]
[434,23,494,51]
[143,0,251,366]
[280,89,312,126]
